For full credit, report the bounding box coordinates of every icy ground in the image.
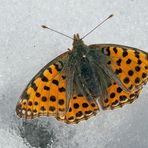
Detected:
[0,0,148,148]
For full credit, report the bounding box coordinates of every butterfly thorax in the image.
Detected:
[67,34,109,100]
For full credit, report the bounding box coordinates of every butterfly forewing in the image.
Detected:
[16,52,69,119]
[89,44,148,109]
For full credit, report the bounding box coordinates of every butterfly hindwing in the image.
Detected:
[101,81,142,110]
[16,51,99,124]
[89,44,148,109]
[65,86,99,124]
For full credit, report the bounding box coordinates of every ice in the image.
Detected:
[0,0,148,148]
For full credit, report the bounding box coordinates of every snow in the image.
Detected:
[0,0,148,148]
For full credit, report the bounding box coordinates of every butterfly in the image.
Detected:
[16,15,148,124]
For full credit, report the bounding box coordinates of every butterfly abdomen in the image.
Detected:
[77,57,100,97]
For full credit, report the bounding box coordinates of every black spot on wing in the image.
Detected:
[135,51,140,58]
[31,82,38,91]
[76,111,83,117]
[58,99,64,105]
[50,96,56,102]
[128,70,134,76]
[135,66,140,72]
[44,86,50,90]
[47,67,52,74]
[42,96,47,102]
[40,106,46,111]
[126,59,132,64]
[36,92,41,97]
[49,106,56,111]
[116,59,122,66]
[113,47,118,54]
[115,68,122,74]
[62,75,66,79]
[142,73,147,78]
[123,77,130,84]
[122,49,128,57]
[102,47,110,56]
[28,101,32,106]
[110,93,115,98]
[59,87,66,92]
[52,80,59,86]
[82,103,89,108]
[135,77,140,84]
[74,103,79,109]
[137,59,142,65]
[41,75,48,82]
[117,87,122,93]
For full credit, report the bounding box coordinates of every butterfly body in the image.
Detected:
[16,34,148,124]
[68,35,112,101]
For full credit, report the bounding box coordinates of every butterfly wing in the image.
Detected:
[64,86,99,124]
[16,51,99,124]
[89,44,148,110]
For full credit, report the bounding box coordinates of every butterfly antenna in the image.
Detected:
[41,25,73,40]
[81,14,114,40]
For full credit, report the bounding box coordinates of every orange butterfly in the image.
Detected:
[16,15,148,124]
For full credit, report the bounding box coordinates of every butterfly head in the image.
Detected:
[73,34,84,49]
[71,33,89,57]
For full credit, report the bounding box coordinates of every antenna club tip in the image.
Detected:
[109,14,114,18]
[41,25,49,29]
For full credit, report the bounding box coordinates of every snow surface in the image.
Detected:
[0,0,148,148]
